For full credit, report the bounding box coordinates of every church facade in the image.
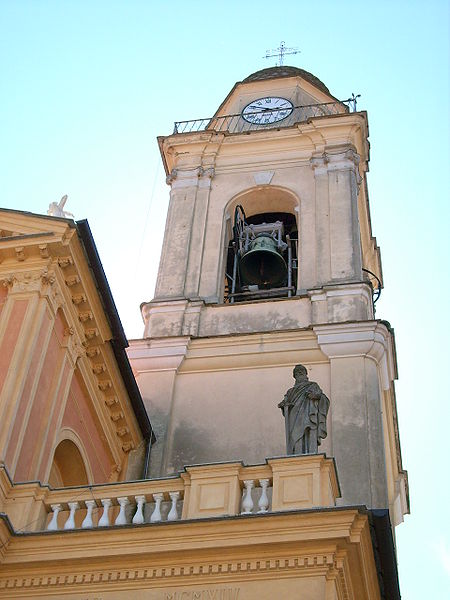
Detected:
[0,66,408,599]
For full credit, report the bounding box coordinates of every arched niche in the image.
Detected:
[225,185,299,220]
[48,438,90,488]
[222,186,300,302]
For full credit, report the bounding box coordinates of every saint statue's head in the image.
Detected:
[293,364,308,380]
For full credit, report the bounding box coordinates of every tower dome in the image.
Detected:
[243,66,331,96]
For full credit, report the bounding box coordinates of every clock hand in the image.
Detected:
[247,104,290,111]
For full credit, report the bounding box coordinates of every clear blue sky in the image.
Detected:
[1,1,449,596]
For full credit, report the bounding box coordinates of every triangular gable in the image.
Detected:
[0,208,74,242]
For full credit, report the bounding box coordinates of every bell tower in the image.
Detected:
[129,66,408,527]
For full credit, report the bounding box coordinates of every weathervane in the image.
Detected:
[263,41,300,66]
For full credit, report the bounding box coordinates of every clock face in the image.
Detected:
[242,97,293,125]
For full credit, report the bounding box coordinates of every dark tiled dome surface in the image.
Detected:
[243,66,330,96]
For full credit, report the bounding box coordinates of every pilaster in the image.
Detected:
[155,166,215,301]
[314,321,395,509]
[311,147,363,287]
[184,167,215,299]
[0,268,61,462]
[127,337,190,477]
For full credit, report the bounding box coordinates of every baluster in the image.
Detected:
[47,504,62,531]
[167,491,180,521]
[82,500,96,528]
[115,496,129,525]
[258,479,270,513]
[98,498,112,527]
[150,492,164,522]
[241,480,254,514]
[132,495,146,525]
[64,501,79,530]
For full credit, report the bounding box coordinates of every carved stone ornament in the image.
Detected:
[110,411,124,422]
[84,327,99,340]
[278,364,330,455]
[122,441,135,452]
[2,275,14,288]
[39,244,49,258]
[166,169,178,185]
[104,396,119,407]
[72,293,87,305]
[78,311,93,322]
[98,380,112,392]
[15,246,25,261]
[65,275,80,287]
[116,426,130,438]
[57,256,74,268]
[41,269,56,286]
[66,334,85,365]
[85,346,100,358]
[2,269,57,295]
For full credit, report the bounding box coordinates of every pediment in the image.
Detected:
[0,208,74,241]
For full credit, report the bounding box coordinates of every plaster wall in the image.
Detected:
[130,321,402,510]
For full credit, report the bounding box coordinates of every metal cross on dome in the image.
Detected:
[263,41,300,66]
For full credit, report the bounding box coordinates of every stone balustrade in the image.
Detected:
[0,454,340,534]
[46,490,183,531]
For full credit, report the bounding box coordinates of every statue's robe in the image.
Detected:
[278,379,329,454]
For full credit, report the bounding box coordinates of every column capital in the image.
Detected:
[166,166,215,189]
[2,268,64,313]
[310,147,361,176]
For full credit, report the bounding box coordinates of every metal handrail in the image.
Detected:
[173,99,353,135]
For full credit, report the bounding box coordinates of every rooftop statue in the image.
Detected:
[47,195,74,218]
[279,364,330,454]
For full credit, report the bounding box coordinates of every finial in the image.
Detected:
[47,195,74,218]
[263,41,300,66]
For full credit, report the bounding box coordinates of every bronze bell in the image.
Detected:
[239,233,287,287]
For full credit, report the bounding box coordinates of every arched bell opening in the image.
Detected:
[48,438,90,488]
[223,187,299,303]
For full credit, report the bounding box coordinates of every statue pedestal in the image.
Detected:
[269,454,340,512]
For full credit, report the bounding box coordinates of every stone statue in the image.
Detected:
[278,364,330,454]
[47,195,74,218]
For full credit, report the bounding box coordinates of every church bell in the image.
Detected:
[239,233,288,287]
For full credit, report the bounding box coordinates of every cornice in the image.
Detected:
[1,507,367,561]
[159,113,368,176]
[0,551,342,594]
[313,321,397,389]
